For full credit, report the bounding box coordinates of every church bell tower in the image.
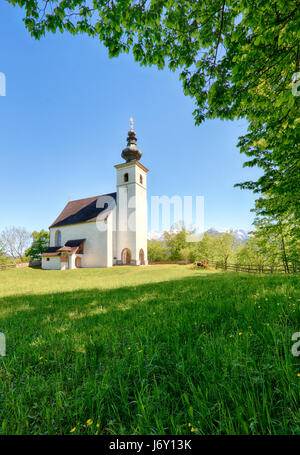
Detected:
[115,119,148,265]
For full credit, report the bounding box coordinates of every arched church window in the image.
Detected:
[55,230,62,247]
[140,174,143,184]
[124,173,129,182]
[121,248,131,265]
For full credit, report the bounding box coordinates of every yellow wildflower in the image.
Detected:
[87,419,93,425]
[188,423,191,427]
[191,427,195,432]
[96,424,100,428]
[70,427,76,433]
[238,332,243,336]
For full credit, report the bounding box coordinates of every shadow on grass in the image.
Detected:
[0,272,298,358]
[0,272,299,435]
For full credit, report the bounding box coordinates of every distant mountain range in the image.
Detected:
[148,228,250,244]
[205,228,250,244]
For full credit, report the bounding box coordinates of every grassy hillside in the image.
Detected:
[0,265,299,435]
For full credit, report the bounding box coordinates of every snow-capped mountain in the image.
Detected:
[232,229,251,244]
[147,232,165,241]
[148,228,250,244]
[206,228,250,243]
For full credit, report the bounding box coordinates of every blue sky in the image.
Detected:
[0,2,262,234]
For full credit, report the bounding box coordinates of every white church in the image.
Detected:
[42,120,148,270]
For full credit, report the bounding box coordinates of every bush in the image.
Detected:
[148,240,169,262]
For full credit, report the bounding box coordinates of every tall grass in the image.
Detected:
[0,266,299,434]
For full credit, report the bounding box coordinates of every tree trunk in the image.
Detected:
[280,233,289,273]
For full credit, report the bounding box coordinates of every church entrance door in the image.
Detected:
[75,256,82,268]
[121,248,131,265]
[139,249,145,265]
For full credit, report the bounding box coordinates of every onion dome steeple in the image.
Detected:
[121,118,142,162]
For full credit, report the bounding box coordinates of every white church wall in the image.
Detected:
[116,164,136,187]
[49,219,112,268]
[106,213,113,267]
[116,184,135,262]
[135,183,148,264]
[134,164,147,189]
[115,161,148,265]
[68,254,76,270]
[49,229,55,247]
[112,207,118,265]
[42,256,61,270]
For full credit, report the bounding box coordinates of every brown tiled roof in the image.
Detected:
[49,193,116,228]
[42,240,86,257]
[58,239,86,254]
[42,246,61,257]
[43,247,60,254]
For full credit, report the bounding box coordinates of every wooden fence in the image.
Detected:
[0,261,40,271]
[0,263,17,271]
[209,260,300,274]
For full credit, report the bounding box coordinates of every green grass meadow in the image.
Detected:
[0,265,299,435]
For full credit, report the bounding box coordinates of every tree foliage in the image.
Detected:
[197,232,219,262]
[8,0,300,220]
[147,239,169,262]
[250,193,299,271]
[164,228,187,260]
[26,229,50,260]
[215,231,237,267]
[151,224,298,270]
